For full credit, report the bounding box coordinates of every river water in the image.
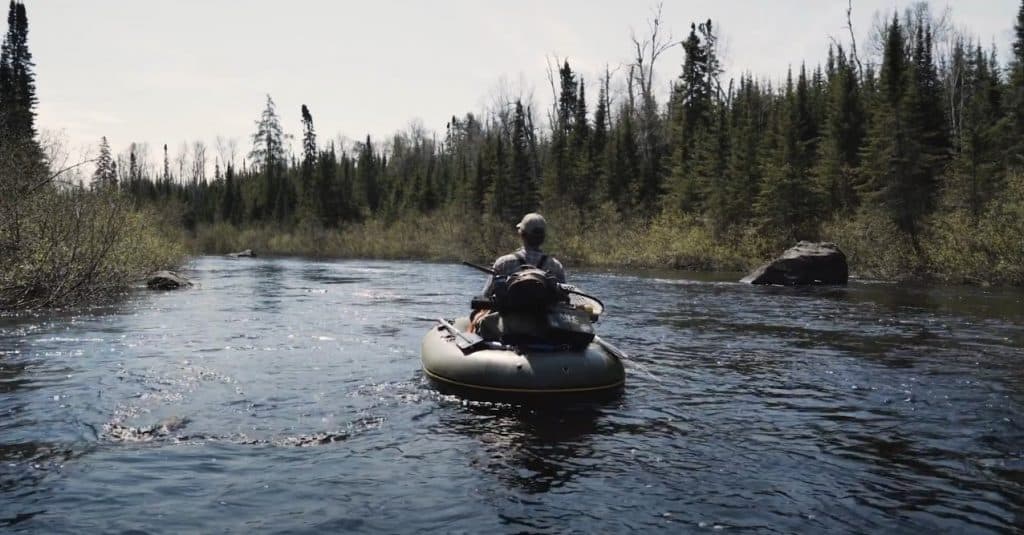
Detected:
[1,256,1022,533]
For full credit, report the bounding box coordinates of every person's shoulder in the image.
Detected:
[492,252,522,273]
[547,255,565,270]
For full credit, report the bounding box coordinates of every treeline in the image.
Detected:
[0,1,182,309]
[113,2,1024,283]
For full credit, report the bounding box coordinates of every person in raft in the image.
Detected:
[470,212,566,339]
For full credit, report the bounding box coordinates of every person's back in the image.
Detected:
[472,213,567,340]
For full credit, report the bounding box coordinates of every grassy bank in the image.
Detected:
[191,204,767,272]
[191,175,1024,287]
[0,188,187,309]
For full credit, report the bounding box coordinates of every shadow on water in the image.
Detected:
[0,359,33,394]
[298,265,368,286]
[434,402,618,496]
[250,261,286,311]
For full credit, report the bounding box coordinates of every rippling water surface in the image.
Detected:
[1,256,1022,533]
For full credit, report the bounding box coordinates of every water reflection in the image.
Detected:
[439,404,605,495]
[0,359,32,394]
[251,261,285,312]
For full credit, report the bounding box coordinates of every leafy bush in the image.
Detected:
[0,186,185,308]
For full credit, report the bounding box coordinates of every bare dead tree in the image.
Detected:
[175,142,189,185]
[846,0,865,79]
[215,135,230,171]
[191,140,207,184]
[629,2,674,115]
[544,54,563,130]
[602,63,622,126]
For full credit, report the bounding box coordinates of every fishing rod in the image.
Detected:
[461,261,494,275]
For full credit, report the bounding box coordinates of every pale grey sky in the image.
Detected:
[24,0,1019,167]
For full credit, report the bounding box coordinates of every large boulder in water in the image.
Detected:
[741,242,848,285]
[146,270,193,290]
[227,249,256,258]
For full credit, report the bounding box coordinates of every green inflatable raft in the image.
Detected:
[421,301,626,402]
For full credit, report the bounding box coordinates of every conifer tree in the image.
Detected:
[299,104,317,220]
[946,40,1004,218]
[861,14,929,241]
[756,69,820,241]
[545,60,578,205]
[487,133,513,221]
[0,0,39,164]
[591,74,611,201]
[814,46,865,213]
[716,75,763,230]
[93,136,117,189]
[0,2,36,145]
[356,135,379,215]
[509,100,536,216]
[609,103,639,210]
[1007,0,1024,167]
[249,95,288,220]
[665,20,720,215]
[569,79,593,209]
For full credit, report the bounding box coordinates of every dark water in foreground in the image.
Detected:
[1,256,1022,533]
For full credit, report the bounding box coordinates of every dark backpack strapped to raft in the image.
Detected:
[470,254,595,349]
[472,253,564,313]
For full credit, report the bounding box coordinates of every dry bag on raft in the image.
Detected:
[472,257,595,349]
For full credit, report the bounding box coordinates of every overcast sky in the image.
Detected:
[24,0,1020,166]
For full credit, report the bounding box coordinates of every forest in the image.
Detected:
[3,1,1024,309]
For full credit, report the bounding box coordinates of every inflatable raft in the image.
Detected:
[420,316,626,402]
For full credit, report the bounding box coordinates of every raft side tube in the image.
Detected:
[420,320,625,401]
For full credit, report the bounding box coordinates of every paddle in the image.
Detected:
[436,317,486,353]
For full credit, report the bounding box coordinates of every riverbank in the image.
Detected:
[188,195,1024,287]
[0,188,187,310]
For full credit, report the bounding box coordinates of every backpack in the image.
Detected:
[490,253,565,312]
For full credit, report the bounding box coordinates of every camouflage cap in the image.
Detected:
[516,213,546,235]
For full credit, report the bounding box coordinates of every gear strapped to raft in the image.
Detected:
[468,255,595,349]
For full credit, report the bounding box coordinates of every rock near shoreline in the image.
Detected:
[146,270,193,290]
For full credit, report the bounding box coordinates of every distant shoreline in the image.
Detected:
[184,209,1023,288]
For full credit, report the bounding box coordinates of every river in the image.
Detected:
[1,256,1022,533]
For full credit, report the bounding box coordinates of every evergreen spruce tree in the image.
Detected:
[814,46,865,214]
[1007,0,1024,167]
[569,79,592,209]
[610,103,639,211]
[509,100,537,216]
[591,75,611,202]
[0,1,39,163]
[220,162,236,224]
[300,104,317,221]
[93,136,117,189]
[715,75,764,231]
[756,69,820,242]
[487,134,513,221]
[665,20,719,215]
[544,61,578,206]
[249,95,288,221]
[906,22,949,201]
[860,14,929,242]
[356,135,379,215]
[946,40,1004,218]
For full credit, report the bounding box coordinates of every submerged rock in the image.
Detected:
[103,416,191,442]
[146,270,193,290]
[227,249,256,258]
[741,241,848,285]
